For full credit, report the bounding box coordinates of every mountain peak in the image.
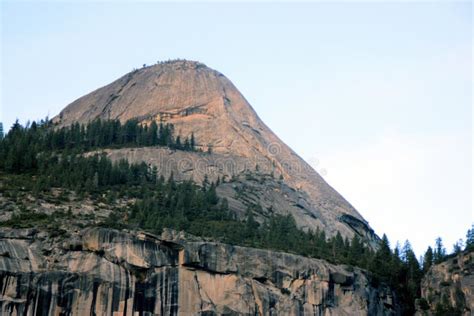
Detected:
[138,59,222,78]
[153,59,208,69]
[54,61,375,244]
[56,59,230,126]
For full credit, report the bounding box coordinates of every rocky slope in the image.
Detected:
[416,250,473,315]
[0,227,397,315]
[53,60,375,244]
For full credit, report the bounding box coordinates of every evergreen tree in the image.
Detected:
[175,136,182,149]
[466,224,474,251]
[183,138,190,151]
[370,234,392,283]
[202,175,209,189]
[422,246,434,273]
[434,237,447,264]
[190,133,195,149]
[149,121,159,145]
[243,208,259,240]
[331,231,346,262]
[452,239,463,255]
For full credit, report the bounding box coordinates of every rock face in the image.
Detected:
[54,60,375,243]
[0,227,397,315]
[416,250,473,315]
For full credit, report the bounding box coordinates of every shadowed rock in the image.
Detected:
[0,227,397,315]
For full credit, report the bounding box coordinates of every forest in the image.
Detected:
[0,119,472,315]
[0,118,196,173]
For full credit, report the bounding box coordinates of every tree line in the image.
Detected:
[0,118,197,173]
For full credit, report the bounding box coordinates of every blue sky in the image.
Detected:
[1,1,472,256]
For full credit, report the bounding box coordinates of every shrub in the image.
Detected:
[418,298,430,310]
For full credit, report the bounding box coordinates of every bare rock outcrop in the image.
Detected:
[0,227,397,315]
[415,250,473,315]
[53,60,374,243]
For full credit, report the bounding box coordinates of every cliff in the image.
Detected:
[416,250,473,315]
[0,227,397,315]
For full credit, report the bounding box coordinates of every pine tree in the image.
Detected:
[422,246,433,273]
[244,208,259,240]
[206,182,219,205]
[183,138,190,151]
[175,136,182,149]
[190,133,195,149]
[332,231,345,262]
[149,121,159,145]
[452,239,464,255]
[202,175,209,189]
[434,237,447,264]
[370,234,392,283]
[404,242,422,302]
[466,224,474,251]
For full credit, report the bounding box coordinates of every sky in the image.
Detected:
[1,1,472,257]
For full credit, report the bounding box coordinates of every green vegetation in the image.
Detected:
[0,119,472,315]
[1,205,71,239]
[433,237,447,264]
[418,298,430,311]
[435,293,463,316]
[0,118,197,173]
[422,246,434,273]
[466,224,474,251]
